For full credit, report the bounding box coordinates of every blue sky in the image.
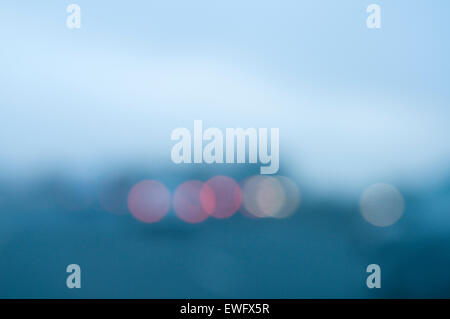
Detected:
[1,1,449,193]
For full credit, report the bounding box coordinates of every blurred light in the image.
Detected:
[271,176,301,218]
[173,180,215,223]
[203,176,242,219]
[98,175,133,215]
[241,176,263,218]
[241,175,301,219]
[360,183,405,227]
[127,180,171,223]
[256,177,285,217]
[241,176,281,218]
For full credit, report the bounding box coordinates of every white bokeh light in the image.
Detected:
[360,183,405,227]
[273,176,301,218]
[241,175,300,219]
[256,177,285,218]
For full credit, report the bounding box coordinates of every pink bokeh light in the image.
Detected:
[127,180,171,223]
[203,176,242,219]
[173,180,215,223]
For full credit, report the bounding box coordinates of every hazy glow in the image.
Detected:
[360,183,405,227]
[173,180,215,223]
[203,176,242,219]
[256,177,285,217]
[241,175,301,218]
[241,176,263,218]
[271,176,301,218]
[1,1,450,194]
[127,180,171,223]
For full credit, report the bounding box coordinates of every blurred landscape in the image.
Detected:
[0,1,449,298]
